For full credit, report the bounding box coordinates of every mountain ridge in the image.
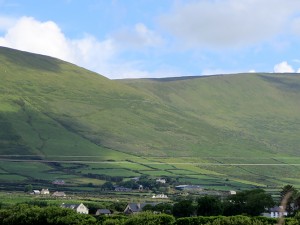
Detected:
[0,47,299,190]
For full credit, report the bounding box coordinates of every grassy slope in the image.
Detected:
[0,47,300,189]
[121,74,300,157]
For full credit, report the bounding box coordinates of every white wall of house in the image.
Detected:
[76,203,89,214]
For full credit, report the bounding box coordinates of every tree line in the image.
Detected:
[0,205,299,225]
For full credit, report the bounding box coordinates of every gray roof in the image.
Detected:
[126,203,158,213]
[269,206,286,212]
[96,209,111,214]
[61,203,80,209]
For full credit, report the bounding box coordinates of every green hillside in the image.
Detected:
[0,47,299,191]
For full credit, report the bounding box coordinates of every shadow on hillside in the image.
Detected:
[260,74,300,92]
[0,47,61,73]
[145,75,225,82]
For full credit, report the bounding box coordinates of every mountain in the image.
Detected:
[0,47,299,191]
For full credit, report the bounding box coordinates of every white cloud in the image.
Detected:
[273,61,295,73]
[159,0,300,48]
[0,16,174,79]
[0,17,74,61]
[112,23,163,49]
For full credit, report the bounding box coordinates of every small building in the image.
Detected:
[262,206,288,218]
[175,185,203,191]
[32,190,40,195]
[156,178,166,184]
[52,191,66,197]
[114,186,132,192]
[124,203,158,214]
[152,194,168,199]
[131,177,140,182]
[61,203,89,214]
[96,209,111,216]
[41,188,50,195]
[52,180,65,185]
[229,190,236,195]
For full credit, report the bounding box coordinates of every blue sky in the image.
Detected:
[1,0,300,79]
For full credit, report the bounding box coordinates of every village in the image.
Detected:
[17,176,295,220]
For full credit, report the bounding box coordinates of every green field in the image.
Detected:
[0,47,300,192]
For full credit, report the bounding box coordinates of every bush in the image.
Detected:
[124,212,175,225]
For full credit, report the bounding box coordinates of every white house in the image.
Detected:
[156,178,166,184]
[229,190,236,195]
[262,206,287,218]
[41,188,50,195]
[32,190,40,195]
[61,203,89,214]
[52,191,66,197]
[152,193,168,199]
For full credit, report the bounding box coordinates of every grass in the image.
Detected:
[0,47,300,191]
[0,174,27,181]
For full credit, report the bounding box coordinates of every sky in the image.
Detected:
[1,0,300,79]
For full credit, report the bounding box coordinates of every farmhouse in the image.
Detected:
[114,186,132,192]
[124,203,159,214]
[61,203,89,214]
[152,193,168,199]
[229,190,236,195]
[41,188,50,195]
[52,180,65,185]
[262,206,288,218]
[32,190,40,195]
[156,178,166,184]
[52,191,66,197]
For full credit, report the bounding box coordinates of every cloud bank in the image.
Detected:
[0,16,169,79]
[0,17,118,76]
[273,61,300,73]
[159,0,300,48]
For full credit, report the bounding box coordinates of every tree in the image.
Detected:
[24,184,33,193]
[101,181,114,190]
[124,211,175,225]
[197,196,223,216]
[245,189,274,216]
[143,203,173,214]
[173,200,195,217]
[225,189,274,216]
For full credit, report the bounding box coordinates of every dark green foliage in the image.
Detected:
[0,204,97,225]
[124,212,175,225]
[173,200,195,217]
[117,180,139,189]
[197,196,223,216]
[101,181,115,190]
[224,189,274,216]
[96,215,127,225]
[24,184,33,193]
[176,216,279,225]
[110,202,128,213]
[25,200,48,207]
[142,203,173,214]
